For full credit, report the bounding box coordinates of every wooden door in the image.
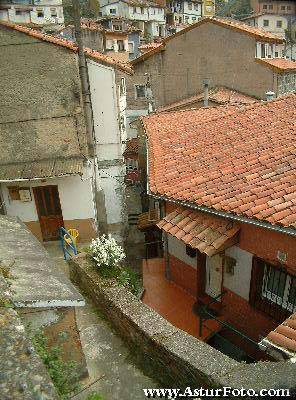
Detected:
[33,185,64,241]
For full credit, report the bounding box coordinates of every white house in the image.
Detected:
[0,0,64,27]
[100,0,166,38]
[167,0,202,26]
[0,21,131,242]
[242,13,296,60]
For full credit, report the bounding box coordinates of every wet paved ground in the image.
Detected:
[44,242,156,400]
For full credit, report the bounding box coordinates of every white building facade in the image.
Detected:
[100,0,166,38]
[0,0,64,27]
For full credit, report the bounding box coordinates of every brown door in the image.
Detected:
[33,185,64,241]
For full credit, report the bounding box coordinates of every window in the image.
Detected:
[36,9,44,18]
[158,8,162,13]
[128,41,134,53]
[281,5,285,11]
[250,258,296,321]
[194,3,199,10]
[261,43,266,58]
[192,17,196,22]
[275,51,279,58]
[15,9,22,15]
[186,245,196,258]
[113,24,121,30]
[287,5,291,11]
[141,7,144,14]
[268,4,273,10]
[262,4,267,10]
[126,158,138,171]
[119,78,126,96]
[110,8,116,14]
[185,16,189,21]
[50,8,57,17]
[276,20,282,28]
[133,7,137,13]
[188,2,192,10]
[135,84,146,98]
[117,40,125,51]
[262,265,296,312]
[263,19,269,27]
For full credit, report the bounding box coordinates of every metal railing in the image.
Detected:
[198,291,260,353]
[59,227,78,261]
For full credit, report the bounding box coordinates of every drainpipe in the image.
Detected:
[72,0,99,234]
[203,78,209,107]
[72,0,95,156]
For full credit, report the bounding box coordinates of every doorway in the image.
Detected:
[205,254,223,300]
[33,185,64,241]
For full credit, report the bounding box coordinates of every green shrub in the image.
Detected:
[117,267,141,296]
[31,331,80,399]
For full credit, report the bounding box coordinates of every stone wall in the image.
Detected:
[69,254,296,392]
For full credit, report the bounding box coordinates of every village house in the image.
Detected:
[0,0,64,30]
[166,0,202,34]
[138,94,296,360]
[58,17,141,61]
[250,0,296,16]
[99,0,166,40]
[125,16,296,127]
[0,21,132,242]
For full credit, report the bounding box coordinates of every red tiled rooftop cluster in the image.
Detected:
[142,94,296,229]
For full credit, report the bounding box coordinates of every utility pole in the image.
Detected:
[72,0,95,156]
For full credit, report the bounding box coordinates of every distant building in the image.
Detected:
[59,18,141,61]
[99,0,166,40]
[250,0,296,16]
[0,0,64,30]
[166,0,202,27]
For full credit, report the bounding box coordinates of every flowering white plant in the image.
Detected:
[90,234,125,270]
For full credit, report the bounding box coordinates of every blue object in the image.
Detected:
[59,227,78,260]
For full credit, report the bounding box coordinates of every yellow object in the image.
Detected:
[64,229,79,247]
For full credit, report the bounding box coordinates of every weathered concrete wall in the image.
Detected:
[127,23,281,110]
[0,276,58,400]
[0,25,88,163]
[69,254,296,392]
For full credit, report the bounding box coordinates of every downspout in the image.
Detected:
[72,0,99,234]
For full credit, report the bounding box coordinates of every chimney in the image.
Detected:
[266,91,275,101]
[203,78,210,107]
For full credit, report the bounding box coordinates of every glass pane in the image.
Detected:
[266,267,286,298]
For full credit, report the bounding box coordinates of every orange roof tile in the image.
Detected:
[139,42,162,50]
[157,206,240,256]
[142,94,296,230]
[157,87,257,112]
[261,313,296,358]
[256,58,296,73]
[132,17,284,65]
[0,21,133,74]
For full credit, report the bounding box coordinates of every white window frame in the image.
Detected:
[262,266,296,312]
[128,41,135,53]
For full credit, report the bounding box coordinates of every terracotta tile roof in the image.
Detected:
[142,94,296,230]
[256,57,296,73]
[157,87,257,112]
[0,21,133,74]
[261,313,296,358]
[157,206,240,256]
[123,138,139,156]
[132,17,284,65]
